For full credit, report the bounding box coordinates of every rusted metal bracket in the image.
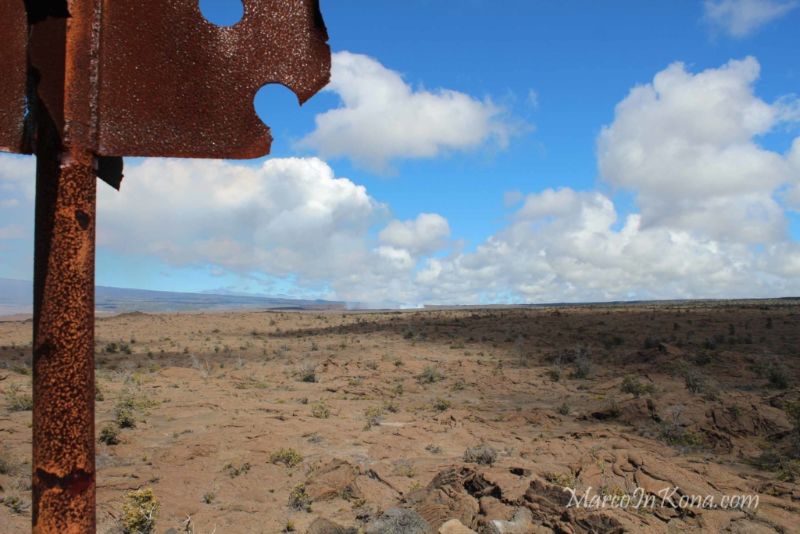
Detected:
[0,0,29,154]
[0,1,330,531]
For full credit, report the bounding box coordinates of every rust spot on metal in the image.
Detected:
[75,210,90,230]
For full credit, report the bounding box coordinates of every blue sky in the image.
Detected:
[1,0,800,305]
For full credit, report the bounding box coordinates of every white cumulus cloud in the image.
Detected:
[297,51,517,171]
[409,58,800,304]
[97,157,384,282]
[598,57,796,244]
[379,213,450,256]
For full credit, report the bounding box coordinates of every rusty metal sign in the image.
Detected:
[95,0,329,158]
[0,1,330,532]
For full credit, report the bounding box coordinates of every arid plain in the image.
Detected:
[1,302,799,533]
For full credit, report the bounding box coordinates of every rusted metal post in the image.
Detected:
[30,3,99,531]
[32,132,97,533]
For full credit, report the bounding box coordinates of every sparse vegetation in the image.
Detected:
[545,471,577,489]
[606,399,621,419]
[223,461,251,478]
[660,424,706,449]
[105,341,132,355]
[392,459,416,478]
[767,364,791,390]
[620,375,655,397]
[95,381,105,401]
[570,354,591,379]
[659,406,707,451]
[417,366,444,384]
[786,401,800,458]
[115,404,136,429]
[464,444,498,465]
[0,450,15,475]
[297,362,317,383]
[1,303,797,531]
[683,368,705,394]
[425,444,442,454]
[4,384,32,412]
[432,398,451,411]
[363,406,384,430]
[547,366,561,382]
[269,448,303,468]
[310,401,330,419]
[99,423,121,445]
[2,495,28,514]
[288,484,311,511]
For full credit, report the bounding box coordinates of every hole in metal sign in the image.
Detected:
[254,84,305,146]
[198,0,243,27]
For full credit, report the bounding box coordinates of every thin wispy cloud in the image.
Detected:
[704,0,798,37]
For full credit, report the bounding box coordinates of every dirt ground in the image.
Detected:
[1,302,799,533]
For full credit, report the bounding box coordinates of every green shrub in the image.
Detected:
[223,462,251,478]
[95,382,105,401]
[425,444,442,454]
[433,398,451,412]
[288,484,311,511]
[310,401,330,419]
[363,406,384,430]
[464,444,498,465]
[2,495,28,514]
[547,367,561,382]
[683,369,705,394]
[417,366,443,384]
[115,406,136,429]
[620,376,655,397]
[768,365,790,389]
[269,448,303,467]
[570,356,591,379]
[607,399,621,419]
[121,488,159,534]
[99,424,121,445]
[297,363,316,383]
[545,471,577,489]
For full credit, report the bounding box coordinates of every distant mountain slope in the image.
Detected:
[0,278,345,316]
[0,278,31,315]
